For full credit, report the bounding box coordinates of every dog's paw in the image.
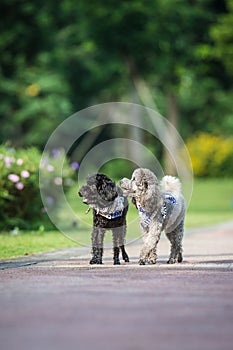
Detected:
[167,258,176,264]
[177,253,183,263]
[139,259,146,265]
[113,258,120,265]
[148,259,156,265]
[120,246,129,262]
[122,253,129,262]
[90,258,102,264]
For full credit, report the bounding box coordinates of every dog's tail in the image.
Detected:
[161,176,182,194]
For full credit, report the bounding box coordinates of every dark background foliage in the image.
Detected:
[0,0,232,148]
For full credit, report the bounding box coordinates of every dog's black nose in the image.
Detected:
[78,191,82,197]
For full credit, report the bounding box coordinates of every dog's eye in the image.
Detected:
[132,177,135,181]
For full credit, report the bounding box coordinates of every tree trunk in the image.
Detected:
[164,91,179,175]
[125,56,143,164]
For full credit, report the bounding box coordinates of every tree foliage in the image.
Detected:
[0,1,72,147]
[211,0,233,75]
[0,0,232,149]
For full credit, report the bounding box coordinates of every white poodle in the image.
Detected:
[120,168,186,265]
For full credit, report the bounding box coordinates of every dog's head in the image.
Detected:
[79,173,118,207]
[120,168,158,197]
[120,168,162,211]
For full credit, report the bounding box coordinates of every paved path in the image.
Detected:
[1,222,233,350]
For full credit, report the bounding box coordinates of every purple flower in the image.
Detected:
[51,149,61,158]
[8,174,20,183]
[45,196,54,205]
[21,170,30,178]
[71,162,79,171]
[16,182,24,190]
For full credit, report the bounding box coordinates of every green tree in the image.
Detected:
[68,0,230,171]
[211,0,233,75]
[0,0,232,152]
[0,0,72,147]
[178,0,233,137]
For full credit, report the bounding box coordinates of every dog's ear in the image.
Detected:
[144,181,148,189]
[132,197,137,208]
[96,174,103,184]
[105,180,115,190]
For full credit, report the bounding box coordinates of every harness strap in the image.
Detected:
[94,196,125,220]
[137,194,176,228]
[97,210,123,220]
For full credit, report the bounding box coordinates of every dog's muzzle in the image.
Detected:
[119,179,135,197]
[78,189,90,204]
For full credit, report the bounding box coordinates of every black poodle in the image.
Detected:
[79,173,129,265]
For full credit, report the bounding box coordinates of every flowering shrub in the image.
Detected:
[186,133,233,177]
[39,148,76,213]
[0,145,76,231]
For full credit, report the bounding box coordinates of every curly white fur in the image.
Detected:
[161,175,181,195]
[120,168,186,265]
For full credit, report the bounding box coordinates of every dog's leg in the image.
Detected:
[139,223,162,265]
[139,245,149,265]
[166,220,184,264]
[90,247,103,264]
[90,227,105,264]
[176,220,184,263]
[120,245,129,262]
[138,228,149,265]
[146,232,161,265]
[117,223,129,262]
[112,227,129,265]
[113,247,120,265]
[112,228,121,265]
[147,248,157,264]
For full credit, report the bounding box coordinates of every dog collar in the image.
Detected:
[98,210,123,220]
[137,203,152,228]
[97,196,125,220]
[137,203,151,217]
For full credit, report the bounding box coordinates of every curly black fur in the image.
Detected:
[79,173,129,265]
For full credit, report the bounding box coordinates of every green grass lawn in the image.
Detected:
[186,178,233,227]
[0,230,77,259]
[1,178,232,259]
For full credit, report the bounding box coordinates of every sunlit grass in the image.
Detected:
[185,178,233,227]
[0,230,77,259]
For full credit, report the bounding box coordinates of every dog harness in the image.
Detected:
[96,196,125,220]
[137,195,177,228]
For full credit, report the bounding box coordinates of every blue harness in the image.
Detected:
[104,210,123,220]
[137,195,176,228]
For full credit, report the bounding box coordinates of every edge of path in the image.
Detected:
[1,220,233,270]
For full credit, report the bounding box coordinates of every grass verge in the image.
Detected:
[186,178,233,227]
[0,231,77,260]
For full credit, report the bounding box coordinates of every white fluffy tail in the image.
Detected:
[161,176,182,194]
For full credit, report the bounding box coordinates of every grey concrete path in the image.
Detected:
[1,221,233,350]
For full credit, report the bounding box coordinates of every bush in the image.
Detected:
[186,133,233,177]
[0,145,76,231]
